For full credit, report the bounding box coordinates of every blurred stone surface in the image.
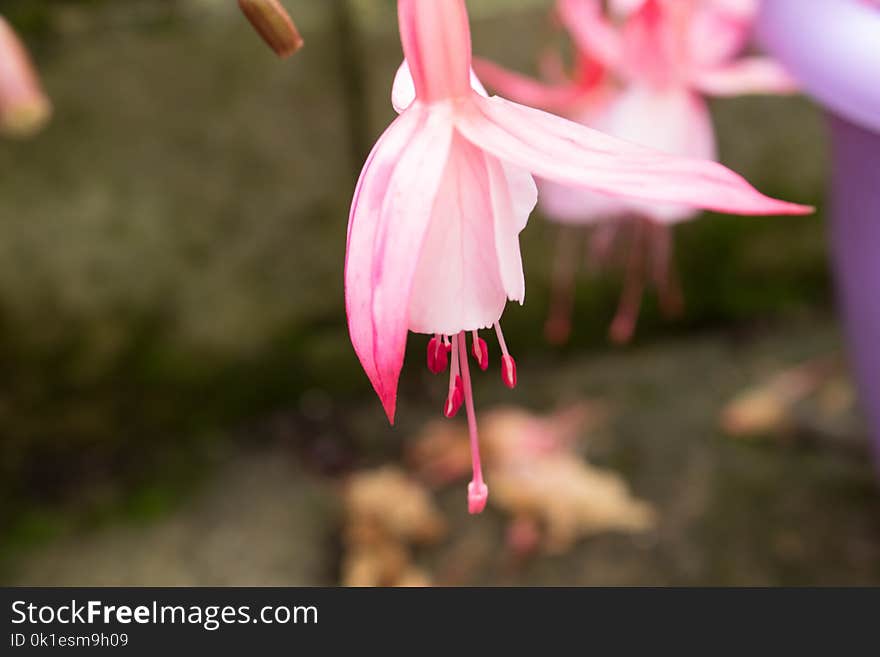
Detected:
[0,4,349,355]
[9,449,335,586]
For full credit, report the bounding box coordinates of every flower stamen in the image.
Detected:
[495,322,518,389]
[444,335,464,418]
[427,334,449,374]
[609,219,648,344]
[457,331,488,514]
[545,227,581,345]
[471,331,489,371]
[649,223,684,319]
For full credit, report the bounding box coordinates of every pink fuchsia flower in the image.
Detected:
[479,0,798,343]
[345,0,809,515]
[556,0,798,212]
[0,16,51,138]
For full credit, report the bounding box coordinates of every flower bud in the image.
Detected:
[0,17,51,138]
[238,0,304,58]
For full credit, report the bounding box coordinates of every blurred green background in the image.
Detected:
[2,0,876,586]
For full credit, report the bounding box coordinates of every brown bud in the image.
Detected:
[238,0,304,58]
[0,17,51,138]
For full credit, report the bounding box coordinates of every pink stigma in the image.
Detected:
[468,480,489,515]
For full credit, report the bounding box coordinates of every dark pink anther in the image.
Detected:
[471,336,489,371]
[501,355,517,389]
[426,337,448,374]
[443,375,464,418]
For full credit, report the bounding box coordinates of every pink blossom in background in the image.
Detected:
[345,0,808,515]
[478,0,798,344]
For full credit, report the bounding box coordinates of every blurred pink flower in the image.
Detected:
[0,16,51,138]
[345,0,808,514]
[478,0,798,343]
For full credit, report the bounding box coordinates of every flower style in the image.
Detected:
[345,0,808,514]
[0,16,51,138]
[477,0,798,343]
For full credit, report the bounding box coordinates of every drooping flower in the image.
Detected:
[477,0,798,343]
[0,16,51,138]
[345,0,808,514]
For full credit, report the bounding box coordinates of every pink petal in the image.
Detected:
[486,158,537,304]
[345,106,454,423]
[408,136,510,335]
[594,88,716,161]
[392,60,487,115]
[611,0,757,71]
[557,0,625,74]
[588,86,716,222]
[454,94,811,217]
[537,87,715,224]
[687,1,755,70]
[619,0,682,87]
[691,57,799,97]
[472,57,589,113]
[391,61,418,114]
[609,0,646,17]
[538,177,626,224]
[709,0,758,20]
[346,111,421,419]
[397,0,472,104]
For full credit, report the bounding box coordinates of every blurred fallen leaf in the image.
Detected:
[341,466,446,587]
[721,356,853,439]
[494,456,655,554]
[408,401,608,484]
[721,386,791,438]
[410,402,655,555]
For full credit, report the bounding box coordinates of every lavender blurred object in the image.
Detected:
[758,0,880,457]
